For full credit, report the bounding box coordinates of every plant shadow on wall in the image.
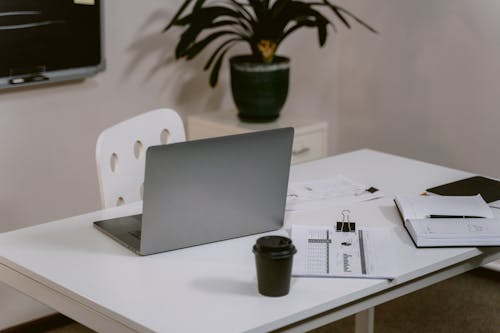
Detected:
[164,0,376,122]
[123,8,226,113]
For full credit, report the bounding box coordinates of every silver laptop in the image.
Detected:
[94,127,294,255]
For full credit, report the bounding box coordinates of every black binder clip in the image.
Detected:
[336,210,356,232]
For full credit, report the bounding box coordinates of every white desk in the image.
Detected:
[0,150,499,332]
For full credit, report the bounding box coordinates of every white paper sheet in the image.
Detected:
[286,175,384,211]
[291,225,395,279]
[489,199,500,209]
[410,218,500,239]
[395,194,494,219]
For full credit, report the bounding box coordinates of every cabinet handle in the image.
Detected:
[292,147,310,155]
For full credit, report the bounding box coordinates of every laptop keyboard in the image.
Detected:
[129,230,141,239]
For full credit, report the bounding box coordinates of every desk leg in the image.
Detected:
[354,307,374,333]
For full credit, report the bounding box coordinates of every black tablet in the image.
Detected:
[427,176,500,203]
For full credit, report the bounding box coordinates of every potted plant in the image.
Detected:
[164,0,375,122]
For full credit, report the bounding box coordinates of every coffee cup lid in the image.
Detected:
[253,236,297,258]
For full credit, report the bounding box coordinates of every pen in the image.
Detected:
[427,215,484,219]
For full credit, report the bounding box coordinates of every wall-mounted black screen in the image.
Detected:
[0,0,104,89]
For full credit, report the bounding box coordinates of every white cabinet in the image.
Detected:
[187,111,328,164]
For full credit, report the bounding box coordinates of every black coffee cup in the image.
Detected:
[253,236,297,297]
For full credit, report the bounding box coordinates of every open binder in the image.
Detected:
[394,195,500,247]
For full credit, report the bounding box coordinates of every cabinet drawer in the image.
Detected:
[187,113,328,164]
[291,131,326,164]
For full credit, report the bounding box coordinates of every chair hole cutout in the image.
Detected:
[110,153,119,172]
[160,129,170,144]
[116,197,125,206]
[134,140,144,159]
[140,183,144,200]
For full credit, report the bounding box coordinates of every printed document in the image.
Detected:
[291,225,395,279]
[286,175,383,211]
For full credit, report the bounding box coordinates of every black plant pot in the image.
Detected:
[230,55,290,123]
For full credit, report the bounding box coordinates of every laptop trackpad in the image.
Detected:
[94,214,142,251]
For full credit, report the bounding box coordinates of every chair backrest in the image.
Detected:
[96,108,186,208]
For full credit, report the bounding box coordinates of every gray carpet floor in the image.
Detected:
[45,268,499,333]
[311,268,499,333]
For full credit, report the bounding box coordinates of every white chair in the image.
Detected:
[96,108,186,208]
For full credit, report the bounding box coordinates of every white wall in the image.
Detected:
[333,0,500,178]
[0,0,232,328]
[2,0,500,329]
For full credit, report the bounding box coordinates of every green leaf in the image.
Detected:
[209,48,231,87]
[164,0,207,31]
[228,0,257,28]
[272,1,330,45]
[175,6,243,26]
[184,30,242,59]
[270,0,292,18]
[324,1,378,33]
[248,0,266,22]
[164,0,193,31]
[193,0,206,11]
[322,0,350,28]
[174,6,249,58]
[280,19,316,42]
[204,38,242,70]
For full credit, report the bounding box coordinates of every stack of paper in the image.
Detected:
[291,225,395,279]
[394,195,500,247]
